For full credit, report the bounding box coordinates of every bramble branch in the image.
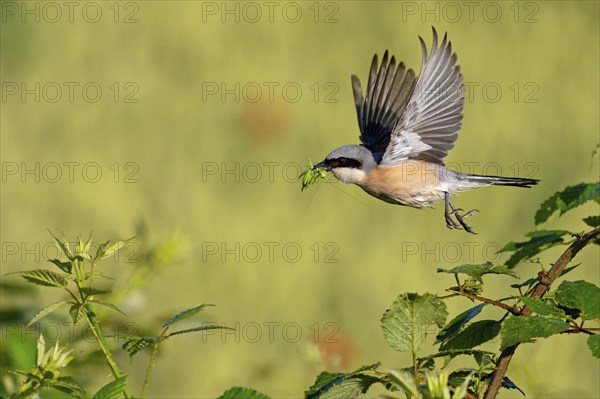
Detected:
[483,227,600,399]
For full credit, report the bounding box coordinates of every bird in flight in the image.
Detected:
[313,27,539,234]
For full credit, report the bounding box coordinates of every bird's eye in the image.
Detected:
[326,157,361,169]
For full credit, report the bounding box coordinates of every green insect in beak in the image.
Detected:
[299,159,328,191]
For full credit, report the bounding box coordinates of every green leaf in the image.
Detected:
[122,336,156,357]
[559,263,581,277]
[535,183,600,226]
[70,303,83,323]
[500,315,569,350]
[381,293,447,352]
[80,287,111,297]
[48,229,72,259]
[583,216,600,227]
[436,303,486,343]
[49,259,73,274]
[94,238,134,261]
[89,299,126,316]
[386,370,419,398]
[50,376,86,398]
[500,230,571,268]
[437,262,516,283]
[418,349,495,366]
[440,320,501,351]
[218,387,271,399]
[555,280,600,320]
[27,301,69,327]
[452,371,473,399]
[36,334,46,366]
[305,363,382,399]
[166,324,235,338]
[94,240,110,261]
[9,269,67,287]
[587,335,600,358]
[520,297,566,319]
[162,304,215,328]
[510,277,536,290]
[93,376,127,399]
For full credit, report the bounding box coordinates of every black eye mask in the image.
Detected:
[325,157,362,169]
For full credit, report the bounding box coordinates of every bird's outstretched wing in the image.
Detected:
[380,27,465,166]
[352,51,417,155]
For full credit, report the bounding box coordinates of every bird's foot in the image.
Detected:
[445,210,461,230]
[449,208,479,234]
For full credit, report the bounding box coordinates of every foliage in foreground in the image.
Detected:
[2,174,598,398]
[221,177,599,399]
[2,229,230,399]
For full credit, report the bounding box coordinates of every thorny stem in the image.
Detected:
[449,289,520,315]
[140,341,160,398]
[412,349,418,379]
[483,227,600,399]
[141,326,169,398]
[82,304,132,399]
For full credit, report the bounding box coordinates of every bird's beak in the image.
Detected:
[314,160,327,170]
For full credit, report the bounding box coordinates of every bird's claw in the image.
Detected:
[445,211,461,229]
[444,194,479,234]
[452,208,479,234]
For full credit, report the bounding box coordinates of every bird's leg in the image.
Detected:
[444,193,460,229]
[444,193,479,234]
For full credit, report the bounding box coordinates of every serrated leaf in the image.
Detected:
[452,371,473,399]
[95,238,134,261]
[500,315,569,349]
[80,287,111,297]
[559,263,581,277]
[473,351,496,368]
[48,230,72,259]
[440,320,501,351]
[70,303,83,324]
[535,183,600,226]
[50,376,86,398]
[587,335,600,358]
[305,363,382,399]
[74,235,93,261]
[437,263,516,283]
[218,387,271,399]
[381,293,447,352]
[94,240,110,261]
[510,277,536,290]
[418,349,495,366]
[9,269,68,287]
[555,280,600,320]
[92,376,127,399]
[166,324,235,338]
[583,216,600,227]
[520,297,566,319]
[500,230,571,268]
[49,259,72,274]
[36,335,46,366]
[386,370,419,397]
[27,301,69,327]
[89,300,126,316]
[162,304,215,328]
[122,336,156,357]
[436,303,486,343]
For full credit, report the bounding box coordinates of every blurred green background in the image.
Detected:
[1,1,599,397]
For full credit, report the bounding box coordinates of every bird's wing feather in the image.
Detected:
[380,27,465,166]
[352,51,417,155]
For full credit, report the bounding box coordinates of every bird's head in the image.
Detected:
[315,145,377,185]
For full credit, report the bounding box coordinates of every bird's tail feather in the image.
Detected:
[461,174,539,188]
